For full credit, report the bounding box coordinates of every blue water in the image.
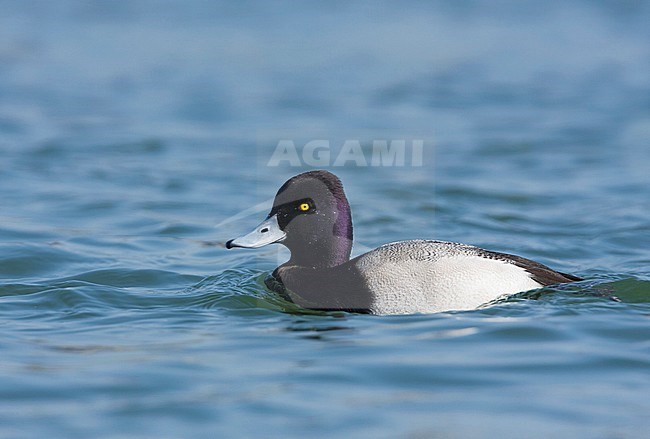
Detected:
[1,1,650,437]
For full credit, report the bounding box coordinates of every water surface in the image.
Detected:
[1,1,650,437]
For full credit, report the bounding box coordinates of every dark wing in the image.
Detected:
[479,250,582,286]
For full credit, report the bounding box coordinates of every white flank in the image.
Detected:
[357,252,542,315]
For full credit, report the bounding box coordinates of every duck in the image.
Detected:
[226,170,581,314]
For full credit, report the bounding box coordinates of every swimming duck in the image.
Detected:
[226,170,581,314]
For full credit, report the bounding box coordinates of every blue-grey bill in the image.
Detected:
[226,215,286,249]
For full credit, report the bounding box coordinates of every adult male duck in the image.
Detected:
[226,170,581,314]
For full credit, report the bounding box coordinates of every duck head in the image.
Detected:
[226,170,353,268]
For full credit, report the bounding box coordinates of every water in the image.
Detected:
[1,1,650,437]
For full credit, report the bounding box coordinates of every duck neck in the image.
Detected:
[288,234,352,269]
[287,200,353,269]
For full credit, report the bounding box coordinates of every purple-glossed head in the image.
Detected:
[226,170,353,268]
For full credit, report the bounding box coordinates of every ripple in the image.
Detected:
[0,242,94,279]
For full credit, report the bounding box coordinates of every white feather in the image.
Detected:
[354,241,542,314]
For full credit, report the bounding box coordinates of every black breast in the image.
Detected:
[265,266,373,313]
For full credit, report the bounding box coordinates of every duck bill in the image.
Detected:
[226,215,286,249]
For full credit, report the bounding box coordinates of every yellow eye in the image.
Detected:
[298,203,310,211]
